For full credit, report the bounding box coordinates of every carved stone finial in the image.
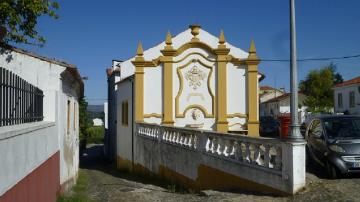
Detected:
[165,31,172,45]
[247,39,259,63]
[136,41,143,56]
[249,39,256,54]
[189,24,201,38]
[219,30,225,44]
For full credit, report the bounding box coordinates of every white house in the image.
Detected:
[262,92,308,123]
[104,62,120,161]
[259,86,285,116]
[0,44,83,201]
[105,25,306,195]
[93,118,104,126]
[334,76,360,115]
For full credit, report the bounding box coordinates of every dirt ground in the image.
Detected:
[80,145,360,202]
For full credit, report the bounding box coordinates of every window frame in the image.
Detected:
[337,93,343,108]
[350,91,355,108]
[121,100,128,126]
[67,100,71,134]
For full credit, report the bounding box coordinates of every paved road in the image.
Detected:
[80,145,360,202]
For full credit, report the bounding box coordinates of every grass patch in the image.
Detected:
[86,126,104,144]
[57,170,92,202]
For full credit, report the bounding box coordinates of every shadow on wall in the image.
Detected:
[0,46,13,62]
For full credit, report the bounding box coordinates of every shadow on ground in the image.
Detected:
[80,144,282,197]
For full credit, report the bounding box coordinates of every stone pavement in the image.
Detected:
[80,145,360,202]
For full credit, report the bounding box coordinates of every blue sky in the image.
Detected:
[17,0,360,105]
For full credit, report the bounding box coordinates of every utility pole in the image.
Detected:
[288,0,303,140]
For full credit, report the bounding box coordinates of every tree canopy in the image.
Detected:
[299,63,343,113]
[0,0,59,46]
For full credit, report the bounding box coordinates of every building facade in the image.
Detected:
[102,26,307,195]
[261,93,308,123]
[259,86,285,116]
[334,76,360,115]
[113,25,262,135]
[0,44,83,202]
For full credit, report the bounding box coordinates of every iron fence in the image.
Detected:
[0,67,44,127]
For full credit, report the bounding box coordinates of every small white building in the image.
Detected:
[334,76,360,114]
[262,93,308,123]
[0,44,83,201]
[104,25,306,195]
[93,118,104,126]
[259,86,285,116]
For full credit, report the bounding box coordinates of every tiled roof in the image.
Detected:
[264,92,306,103]
[260,85,278,91]
[264,93,291,103]
[334,76,360,88]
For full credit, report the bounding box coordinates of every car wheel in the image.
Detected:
[326,162,338,179]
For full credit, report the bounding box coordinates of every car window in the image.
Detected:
[324,118,360,139]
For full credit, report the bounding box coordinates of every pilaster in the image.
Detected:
[245,40,260,136]
[160,32,176,125]
[132,42,145,123]
[214,30,230,133]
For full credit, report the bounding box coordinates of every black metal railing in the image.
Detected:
[0,67,44,127]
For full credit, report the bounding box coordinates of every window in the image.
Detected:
[121,101,128,126]
[350,91,355,108]
[337,93,343,108]
[73,102,76,131]
[67,100,71,134]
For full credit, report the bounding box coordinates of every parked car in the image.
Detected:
[260,116,280,137]
[305,115,360,178]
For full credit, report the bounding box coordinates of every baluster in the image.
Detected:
[180,132,184,145]
[206,136,213,152]
[245,142,251,163]
[212,137,218,154]
[264,145,271,168]
[234,141,243,161]
[253,144,261,165]
[190,134,195,148]
[184,134,189,146]
[275,146,282,170]
[170,131,176,142]
[224,139,233,157]
[176,132,181,144]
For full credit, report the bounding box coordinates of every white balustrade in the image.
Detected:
[136,122,283,171]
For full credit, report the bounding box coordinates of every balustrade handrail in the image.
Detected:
[136,122,283,172]
[136,121,281,145]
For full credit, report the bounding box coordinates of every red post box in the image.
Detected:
[278,115,291,138]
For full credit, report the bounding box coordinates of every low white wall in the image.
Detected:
[0,122,58,196]
[132,123,306,194]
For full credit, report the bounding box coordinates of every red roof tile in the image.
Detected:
[334,76,360,88]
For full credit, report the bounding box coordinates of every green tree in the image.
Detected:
[78,97,91,140]
[0,0,59,45]
[299,63,343,113]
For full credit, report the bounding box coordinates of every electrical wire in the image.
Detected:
[260,53,360,62]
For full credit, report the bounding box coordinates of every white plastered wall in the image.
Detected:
[114,28,251,131]
[0,49,81,193]
[116,79,133,162]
